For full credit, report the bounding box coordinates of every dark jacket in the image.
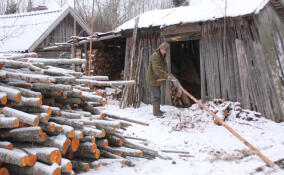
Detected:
[146,50,168,86]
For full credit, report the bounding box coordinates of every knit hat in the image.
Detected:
[159,42,170,51]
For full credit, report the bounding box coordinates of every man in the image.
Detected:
[146,42,171,117]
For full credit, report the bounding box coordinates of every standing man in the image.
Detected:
[146,42,170,117]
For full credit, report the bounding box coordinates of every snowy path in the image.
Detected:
[82,102,284,175]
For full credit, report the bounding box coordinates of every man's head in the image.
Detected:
[159,42,170,56]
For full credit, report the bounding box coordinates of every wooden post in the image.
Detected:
[88,0,95,76]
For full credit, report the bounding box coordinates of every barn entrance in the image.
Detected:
[170,40,201,106]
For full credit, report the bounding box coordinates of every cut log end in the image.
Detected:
[85,164,90,171]
[52,167,61,175]
[99,130,106,138]
[37,99,42,106]
[62,139,71,155]
[104,140,109,148]
[1,96,7,105]
[0,167,9,175]
[33,118,39,126]
[71,138,79,152]
[16,93,22,103]
[70,130,75,138]
[46,108,52,115]
[96,149,100,159]
[121,160,126,168]
[57,90,62,96]
[66,161,72,173]
[22,156,29,166]
[119,140,124,147]
[41,132,47,141]
[28,154,37,166]
[14,119,19,127]
[100,114,105,120]
[92,144,97,152]
[7,143,13,150]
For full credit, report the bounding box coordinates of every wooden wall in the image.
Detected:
[36,14,88,58]
[123,6,284,122]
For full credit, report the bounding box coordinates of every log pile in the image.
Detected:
[171,84,191,108]
[0,55,158,175]
[93,47,125,80]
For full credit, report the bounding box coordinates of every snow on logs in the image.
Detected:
[0,55,160,173]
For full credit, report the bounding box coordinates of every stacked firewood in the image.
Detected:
[171,84,191,108]
[0,54,161,175]
[93,47,125,80]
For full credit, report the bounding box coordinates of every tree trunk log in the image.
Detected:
[11,97,42,107]
[41,135,71,155]
[60,111,82,119]
[1,127,46,143]
[74,130,83,139]
[81,126,105,138]
[60,158,72,173]
[0,141,13,150]
[73,149,100,160]
[2,107,39,126]
[0,86,21,102]
[71,160,89,172]
[0,117,19,128]
[81,76,109,81]
[0,92,7,105]
[6,162,61,175]
[36,113,50,123]
[0,148,29,167]
[107,136,124,147]
[26,58,86,65]
[102,112,148,126]
[77,79,135,87]
[77,142,97,153]
[21,146,61,165]
[49,118,83,129]
[80,136,95,143]
[96,139,109,148]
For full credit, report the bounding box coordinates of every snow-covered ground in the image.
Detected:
[81,100,284,175]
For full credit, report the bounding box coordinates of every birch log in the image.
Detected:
[0,86,21,102]
[0,148,29,167]
[2,107,39,126]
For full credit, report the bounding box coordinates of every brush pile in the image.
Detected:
[0,53,161,175]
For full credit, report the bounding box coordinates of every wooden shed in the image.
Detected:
[0,6,90,57]
[112,0,284,122]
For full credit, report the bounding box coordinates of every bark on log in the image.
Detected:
[0,86,21,102]
[81,119,121,129]
[51,77,76,84]
[13,148,37,166]
[6,162,61,175]
[32,83,73,92]
[97,159,126,168]
[104,127,116,134]
[88,160,101,169]
[0,92,7,105]
[0,117,19,128]
[100,150,122,159]
[4,71,50,83]
[15,106,52,115]
[107,136,124,147]
[77,79,135,87]
[42,91,62,98]
[73,149,100,160]
[2,107,39,126]
[65,110,91,118]
[96,139,109,148]
[81,126,105,138]
[0,59,41,72]
[60,158,72,173]
[80,136,95,143]
[41,135,71,155]
[79,102,100,115]
[74,130,83,139]
[64,90,82,98]
[71,160,89,172]
[0,141,13,150]
[39,122,55,133]
[81,92,103,103]
[13,87,41,99]
[81,76,109,81]
[55,98,81,105]
[49,118,83,129]
[42,98,55,106]
[11,97,42,107]
[102,112,148,126]
[78,142,97,152]
[0,148,29,167]
[60,111,82,119]
[37,113,50,122]
[21,146,61,165]
[26,58,86,65]
[1,127,46,143]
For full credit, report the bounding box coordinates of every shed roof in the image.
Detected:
[116,0,270,31]
[0,6,90,53]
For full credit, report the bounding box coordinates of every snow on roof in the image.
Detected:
[116,0,270,31]
[0,6,89,53]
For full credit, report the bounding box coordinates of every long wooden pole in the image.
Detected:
[88,0,95,76]
[158,78,276,167]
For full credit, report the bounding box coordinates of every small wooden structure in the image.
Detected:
[0,6,90,57]
[116,0,284,122]
[43,0,284,122]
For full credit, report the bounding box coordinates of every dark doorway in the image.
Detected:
[171,40,201,105]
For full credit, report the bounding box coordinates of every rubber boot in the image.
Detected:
[153,101,165,118]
